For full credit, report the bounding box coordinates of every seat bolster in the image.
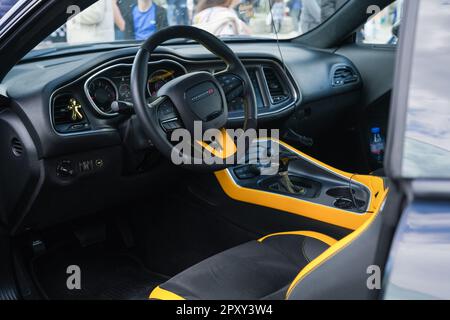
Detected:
[149,286,185,300]
[286,191,389,299]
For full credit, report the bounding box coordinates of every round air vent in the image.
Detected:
[11,137,24,157]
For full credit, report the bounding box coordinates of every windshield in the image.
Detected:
[0,0,352,49]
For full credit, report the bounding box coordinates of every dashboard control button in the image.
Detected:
[162,120,182,131]
[95,159,104,168]
[56,160,75,178]
[78,160,94,173]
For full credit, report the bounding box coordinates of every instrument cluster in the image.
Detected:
[84,60,186,116]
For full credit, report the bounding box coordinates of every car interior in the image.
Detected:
[0,0,403,300]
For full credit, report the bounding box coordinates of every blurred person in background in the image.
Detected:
[66,0,115,44]
[124,0,168,40]
[270,0,285,33]
[167,0,189,25]
[113,0,135,40]
[300,0,338,33]
[193,0,251,36]
[287,0,302,31]
[0,0,17,20]
[300,0,320,33]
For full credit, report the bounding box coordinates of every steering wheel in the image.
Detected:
[131,26,257,171]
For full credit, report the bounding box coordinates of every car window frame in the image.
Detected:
[0,0,41,39]
[385,0,418,179]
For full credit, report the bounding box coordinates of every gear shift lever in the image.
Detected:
[278,155,306,195]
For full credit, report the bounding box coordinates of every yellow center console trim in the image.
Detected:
[196,128,237,159]
[149,286,185,300]
[215,139,387,230]
[258,230,338,246]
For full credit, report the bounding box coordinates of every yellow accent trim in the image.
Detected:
[215,138,387,230]
[285,187,389,299]
[258,231,337,246]
[197,128,237,159]
[149,286,185,300]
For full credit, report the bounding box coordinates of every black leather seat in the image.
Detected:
[150,231,336,300]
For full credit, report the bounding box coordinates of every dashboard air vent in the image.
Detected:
[331,65,359,87]
[11,138,23,157]
[263,67,288,104]
[52,93,89,133]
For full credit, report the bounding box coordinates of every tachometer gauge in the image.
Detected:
[88,77,118,114]
[147,69,175,96]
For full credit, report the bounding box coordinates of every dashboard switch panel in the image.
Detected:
[56,160,75,178]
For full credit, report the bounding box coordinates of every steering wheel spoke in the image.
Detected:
[150,95,184,133]
[147,95,168,109]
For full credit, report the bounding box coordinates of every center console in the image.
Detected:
[215,139,387,230]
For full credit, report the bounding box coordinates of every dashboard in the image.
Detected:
[49,53,299,135]
[0,42,362,232]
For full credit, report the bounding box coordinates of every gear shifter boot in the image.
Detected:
[279,171,307,195]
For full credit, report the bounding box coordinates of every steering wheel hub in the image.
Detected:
[157,71,228,133]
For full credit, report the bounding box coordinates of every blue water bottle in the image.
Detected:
[370,127,385,163]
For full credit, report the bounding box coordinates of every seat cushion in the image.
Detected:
[150,231,336,300]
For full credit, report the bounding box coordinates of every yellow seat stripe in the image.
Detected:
[149,286,185,300]
[258,231,338,246]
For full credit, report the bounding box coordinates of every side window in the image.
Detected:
[357,0,403,45]
[401,0,450,178]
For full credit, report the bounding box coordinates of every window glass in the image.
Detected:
[357,0,403,45]
[401,0,450,178]
[30,0,349,49]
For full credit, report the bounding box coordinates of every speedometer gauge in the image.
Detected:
[88,77,118,114]
[147,69,175,96]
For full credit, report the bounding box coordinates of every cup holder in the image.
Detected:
[326,187,357,199]
[259,175,321,198]
[327,187,366,210]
